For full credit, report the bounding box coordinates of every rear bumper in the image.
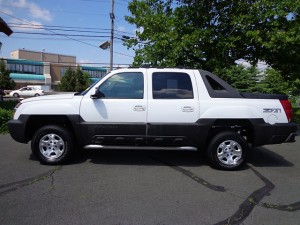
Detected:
[252,120,298,146]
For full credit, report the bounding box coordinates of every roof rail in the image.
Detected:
[128,65,195,69]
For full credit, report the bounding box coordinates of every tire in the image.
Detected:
[34,93,40,97]
[31,125,74,165]
[13,93,19,97]
[206,131,248,170]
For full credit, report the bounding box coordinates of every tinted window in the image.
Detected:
[152,72,193,99]
[98,72,144,99]
[205,75,225,90]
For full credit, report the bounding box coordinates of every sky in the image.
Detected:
[0,0,136,67]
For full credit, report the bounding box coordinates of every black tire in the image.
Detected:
[31,125,74,165]
[34,93,40,97]
[206,131,248,170]
[13,93,19,97]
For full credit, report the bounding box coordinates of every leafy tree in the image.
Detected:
[125,0,300,79]
[74,67,92,92]
[0,59,15,90]
[59,68,75,92]
[261,68,300,96]
[59,67,91,92]
[214,65,260,93]
[214,64,300,96]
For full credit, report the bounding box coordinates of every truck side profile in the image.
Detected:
[8,68,298,170]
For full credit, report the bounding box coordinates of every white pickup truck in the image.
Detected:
[8,68,298,170]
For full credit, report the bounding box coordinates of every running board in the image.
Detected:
[83,145,198,151]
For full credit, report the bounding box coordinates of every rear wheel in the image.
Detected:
[13,93,19,97]
[206,131,248,170]
[31,125,74,164]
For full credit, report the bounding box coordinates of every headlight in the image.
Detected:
[13,102,22,117]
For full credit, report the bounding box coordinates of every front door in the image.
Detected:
[80,71,147,146]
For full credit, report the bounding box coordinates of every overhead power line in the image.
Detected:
[14,31,111,38]
[0,10,99,48]
[8,23,111,31]
[8,23,137,38]
[2,36,124,43]
[0,10,134,58]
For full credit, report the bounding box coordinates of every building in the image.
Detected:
[6,49,107,90]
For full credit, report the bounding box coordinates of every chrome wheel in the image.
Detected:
[217,140,242,166]
[39,133,65,160]
[207,131,247,170]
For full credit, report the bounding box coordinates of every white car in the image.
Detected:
[7,68,297,170]
[9,87,44,97]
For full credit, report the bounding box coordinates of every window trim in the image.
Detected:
[151,72,194,100]
[98,72,144,99]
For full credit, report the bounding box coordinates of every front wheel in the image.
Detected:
[31,125,74,164]
[206,131,248,170]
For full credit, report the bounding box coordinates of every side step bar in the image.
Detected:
[84,145,198,151]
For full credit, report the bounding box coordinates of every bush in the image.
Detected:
[0,108,13,134]
[0,100,17,134]
[0,100,18,110]
[293,108,300,125]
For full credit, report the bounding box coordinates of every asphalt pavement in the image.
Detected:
[0,134,300,225]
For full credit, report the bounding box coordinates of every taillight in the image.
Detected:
[280,99,293,122]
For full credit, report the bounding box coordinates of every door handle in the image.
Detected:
[133,105,146,111]
[182,106,194,112]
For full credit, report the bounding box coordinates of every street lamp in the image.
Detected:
[99,41,110,50]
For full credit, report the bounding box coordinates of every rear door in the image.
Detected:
[146,69,200,146]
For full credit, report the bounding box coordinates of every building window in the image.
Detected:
[83,69,106,78]
[7,63,44,75]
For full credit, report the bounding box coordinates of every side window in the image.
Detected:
[98,72,144,99]
[205,75,225,90]
[152,72,194,99]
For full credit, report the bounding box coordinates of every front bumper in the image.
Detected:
[8,115,30,143]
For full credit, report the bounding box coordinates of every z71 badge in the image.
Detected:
[263,108,281,113]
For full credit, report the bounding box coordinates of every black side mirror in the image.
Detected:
[90,90,105,99]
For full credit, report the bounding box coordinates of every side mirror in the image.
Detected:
[90,90,105,99]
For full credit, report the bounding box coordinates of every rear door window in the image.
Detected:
[152,72,194,99]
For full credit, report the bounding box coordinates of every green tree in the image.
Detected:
[214,65,300,96]
[261,68,300,96]
[59,67,91,92]
[0,59,15,90]
[74,67,92,92]
[125,0,300,78]
[214,65,260,92]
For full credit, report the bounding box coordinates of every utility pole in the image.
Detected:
[109,0,115,71]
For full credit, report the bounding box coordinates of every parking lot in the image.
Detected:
[0,134,300,225]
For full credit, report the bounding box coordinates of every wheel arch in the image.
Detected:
[205,119,254,148]
[25,115,81,144]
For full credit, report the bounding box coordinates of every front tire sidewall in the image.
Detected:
[31,125,74,165]
[207,131,248,170]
